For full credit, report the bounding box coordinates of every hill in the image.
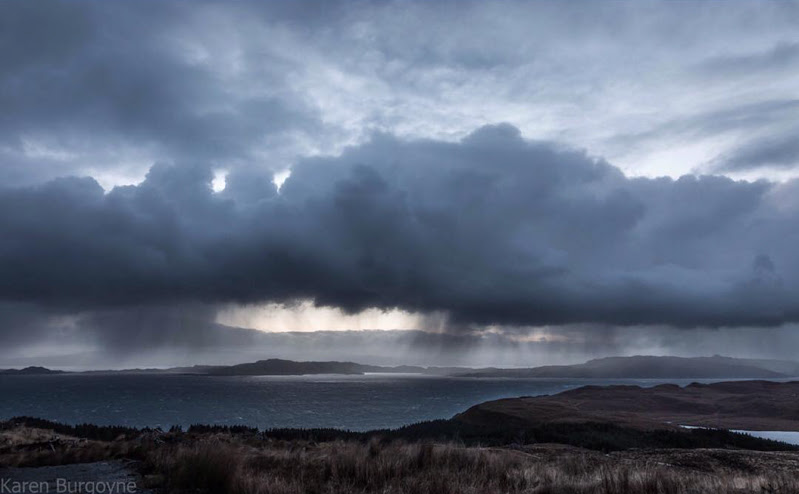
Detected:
[0,366,64,375]
[207,359,379,376]
[460,355,794,379]
[455,379,799,431]
[204,358,466,376]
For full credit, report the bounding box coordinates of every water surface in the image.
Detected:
[0,373,779,431]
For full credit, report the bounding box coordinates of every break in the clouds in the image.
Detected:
[2,0,799,363]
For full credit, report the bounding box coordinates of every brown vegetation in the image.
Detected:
[144,439,799,494]
[4,423,799,494]
[457,380,799,431]
[0,424,140,467]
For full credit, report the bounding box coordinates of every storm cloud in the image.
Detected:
[3,1,799,364]
[0,1,322,188]
[1,124,797,328]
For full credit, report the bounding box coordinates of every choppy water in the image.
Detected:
[0,374,784,431]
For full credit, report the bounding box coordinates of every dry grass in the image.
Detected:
[0,425,142,467]
[145,439,799,494]
[4,425,799,494]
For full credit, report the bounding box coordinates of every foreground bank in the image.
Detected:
[2,415,799,494]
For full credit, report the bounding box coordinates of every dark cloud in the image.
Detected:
[713,130,799,171]
[0,1,321,186]
[1,124,797,329]
[0,303,67,347]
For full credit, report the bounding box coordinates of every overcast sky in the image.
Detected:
[2,1,799,368]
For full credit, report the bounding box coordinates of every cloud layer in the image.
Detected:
[2,125,798,329]
[2,1,799,190]
[3,1,799,363]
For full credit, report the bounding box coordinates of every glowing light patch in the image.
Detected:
[273,169,292,192]
[216,300,422,332]
[211,169,228,192]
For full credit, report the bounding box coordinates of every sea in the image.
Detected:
[2,373,799,444]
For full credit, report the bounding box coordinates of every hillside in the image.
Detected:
[455,379,799,431]
[461,355,794,379]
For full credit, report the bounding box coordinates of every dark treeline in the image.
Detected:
[4,416,797,453]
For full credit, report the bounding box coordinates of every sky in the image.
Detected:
[2,1,799,368]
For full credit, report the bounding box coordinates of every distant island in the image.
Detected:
[199,359,467,376]
[457,355,799,379]
[0,366,65,375]
[199,355,799,378]
[4,355,798,379]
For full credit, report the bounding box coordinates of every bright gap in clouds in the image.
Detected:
[216,300,423,332]
[273,169,292,191]
[211,169,228,192]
